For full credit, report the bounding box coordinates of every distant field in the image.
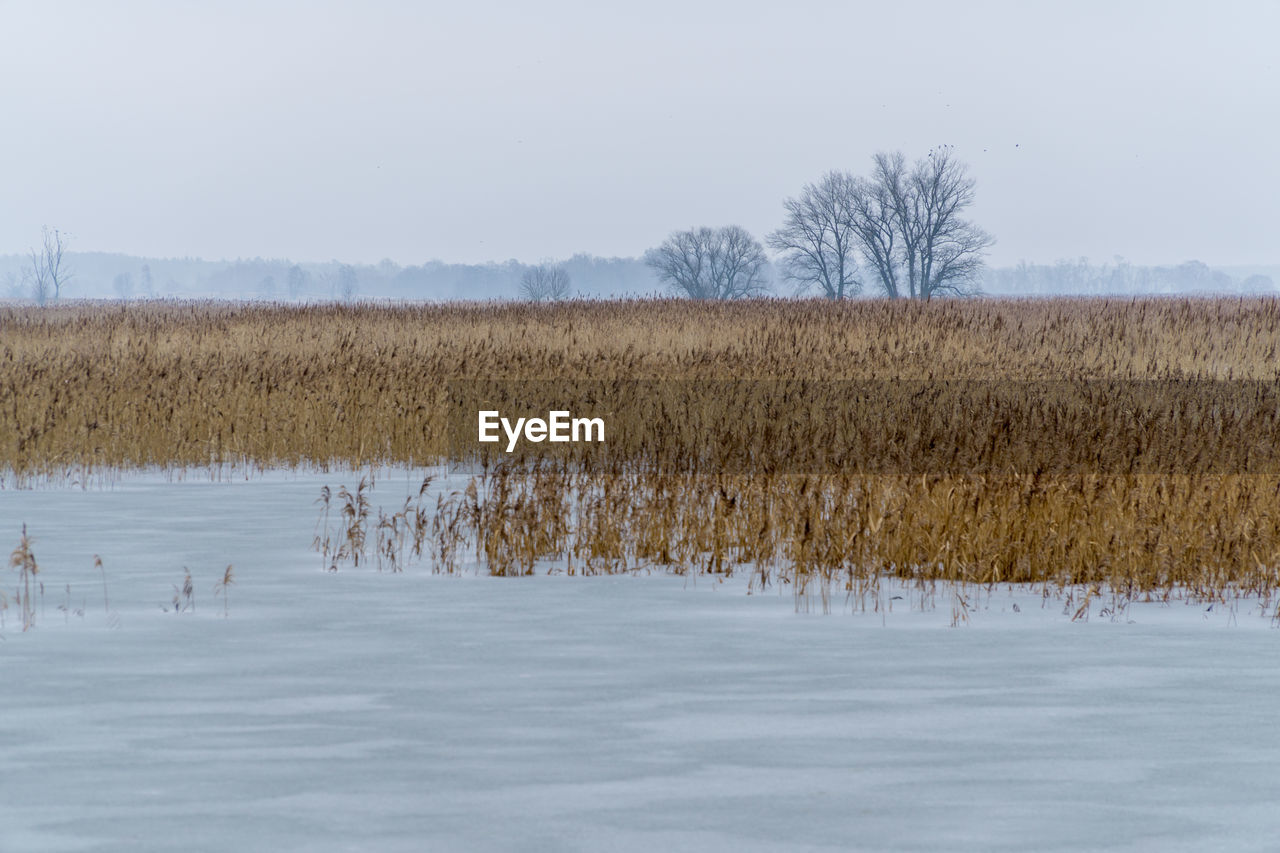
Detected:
[4,297,1280,600]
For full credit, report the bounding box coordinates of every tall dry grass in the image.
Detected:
[5,297,1280,599]
[4,298,1279,474]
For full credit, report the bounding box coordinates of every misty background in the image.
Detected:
[1,252,1274,301]
[0,251,661,301]
[2,1,1277,299]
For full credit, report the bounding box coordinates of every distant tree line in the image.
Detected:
[0,252,672,302]
[5,248,1271,304]
[981,258,1276,296]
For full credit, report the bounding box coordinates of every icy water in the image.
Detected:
[1,470,1277,852]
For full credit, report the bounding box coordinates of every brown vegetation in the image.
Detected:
[5,297,1280,600]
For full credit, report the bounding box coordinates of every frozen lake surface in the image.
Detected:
[2,469,1279,852]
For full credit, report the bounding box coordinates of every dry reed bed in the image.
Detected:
[436,467,1280,596]
[5,298,1280,599]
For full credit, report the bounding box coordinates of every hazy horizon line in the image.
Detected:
[3,248,1277,273]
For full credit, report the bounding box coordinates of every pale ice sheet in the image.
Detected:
[0,469,1277,852]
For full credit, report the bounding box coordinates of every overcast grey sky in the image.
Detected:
[2,0,1277,267]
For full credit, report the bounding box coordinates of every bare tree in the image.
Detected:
[644,225,770,300]
[850,153,908,299]
[25,227,73,304]
[872,147,992,300]
[768,171,862,299]
[519,262,572,301]
[788,150,991,300]
[46,228,72,301]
